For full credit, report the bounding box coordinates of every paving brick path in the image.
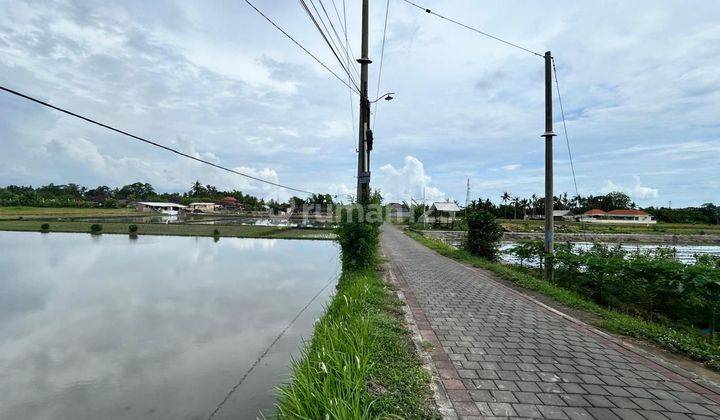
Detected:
[381,225,720,419]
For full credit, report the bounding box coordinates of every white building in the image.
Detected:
[426,201,462,226]
[134,202,187,215]
[187,202,221,213]
[578,209,656,224]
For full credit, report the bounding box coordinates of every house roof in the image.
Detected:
[583,209,606,216]
[188,202,217,206]
[432,202,461,212]
[607,209,649,216]
[388,202,409,210]
[137,202,187,208]
[222,196,238,202]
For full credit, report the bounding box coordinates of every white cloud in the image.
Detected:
[632,176,659,199]
[601,177,659,201]
[376,156,446,203]
[501,164,521,171]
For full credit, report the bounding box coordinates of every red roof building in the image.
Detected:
[606,209,649,216]
[579,208,655,224]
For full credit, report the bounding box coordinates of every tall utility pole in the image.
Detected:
[542,51,556,282]
[465,178,470,208]
[356,0,371,204]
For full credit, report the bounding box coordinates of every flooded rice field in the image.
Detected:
[0,231,339,419]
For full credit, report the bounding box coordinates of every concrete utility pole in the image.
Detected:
[356,0,371,203]
[465,178,470,208]
[542,51,556,282]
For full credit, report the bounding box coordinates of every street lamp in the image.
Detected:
[370,92,395,103]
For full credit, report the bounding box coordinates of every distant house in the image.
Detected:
[387,202,411,219]
[554,210,574,221]
[428,201,462,226]
[134,202,187,215]
[187,202,221,213]
[578,209,656,224]
[220,196,243,211]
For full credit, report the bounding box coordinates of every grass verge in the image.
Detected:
[0,220,335,240]
[406,230,720,370]
[276,267,439,419]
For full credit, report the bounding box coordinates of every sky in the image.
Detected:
[0,0,718,207]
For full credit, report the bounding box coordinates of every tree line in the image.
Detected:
[0,181,335,212]
[459,191,718,225]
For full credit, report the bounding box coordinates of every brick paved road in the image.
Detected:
[381,225,720,419]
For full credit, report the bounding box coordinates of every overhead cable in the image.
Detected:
[245,0,359,94]
[0,85,315,194]
[401,0,543,58]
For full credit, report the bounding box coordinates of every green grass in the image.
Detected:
[0,206,142,218]
[276,267,439,419]
[0,220,335,240]
[500,219,720,235]
[406,230,720,370]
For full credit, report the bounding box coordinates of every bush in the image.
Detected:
[335,206,381,270]
[510,240,544,268]
[552,244,720,329]
[90,224,102,234]
[128,224,138,233]
[213,228,220,236]
[40,223,50,232]
[463,209,504,260]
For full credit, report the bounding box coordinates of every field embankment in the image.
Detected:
[0,206,142,219]
[0,219,334,240]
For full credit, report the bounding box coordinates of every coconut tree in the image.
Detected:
[501,192,511,218]
[511,196,520,219]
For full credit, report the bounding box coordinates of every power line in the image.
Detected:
[340,0,358,147]
[0,85,315,195]
[372,0,390,129]
[299,0,360,90]
[302,0,355,84]
[551,58,580,200]
[401,0,543,58]
[316,0,361,82]
[244,0,359,94]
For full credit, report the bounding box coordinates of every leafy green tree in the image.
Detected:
[463,208,504,260]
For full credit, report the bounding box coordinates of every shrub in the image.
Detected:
[463,209,504,260]
[552,244,720,328]
[510,240,544,268]
[40,223,50,232]
[128,224,138,233]
[336,206,381,270]
[90,224,102,234]
[213,228,220,236]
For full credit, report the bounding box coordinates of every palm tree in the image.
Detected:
[520,198,530,219]
[511,196,520,219]
[530,194,538,217]
[501,192,511,218]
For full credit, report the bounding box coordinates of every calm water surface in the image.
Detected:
[0,232,339,419]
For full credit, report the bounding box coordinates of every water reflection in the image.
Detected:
[0,232,339,419]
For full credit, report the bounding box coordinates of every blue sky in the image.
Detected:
[1,0,718,207]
